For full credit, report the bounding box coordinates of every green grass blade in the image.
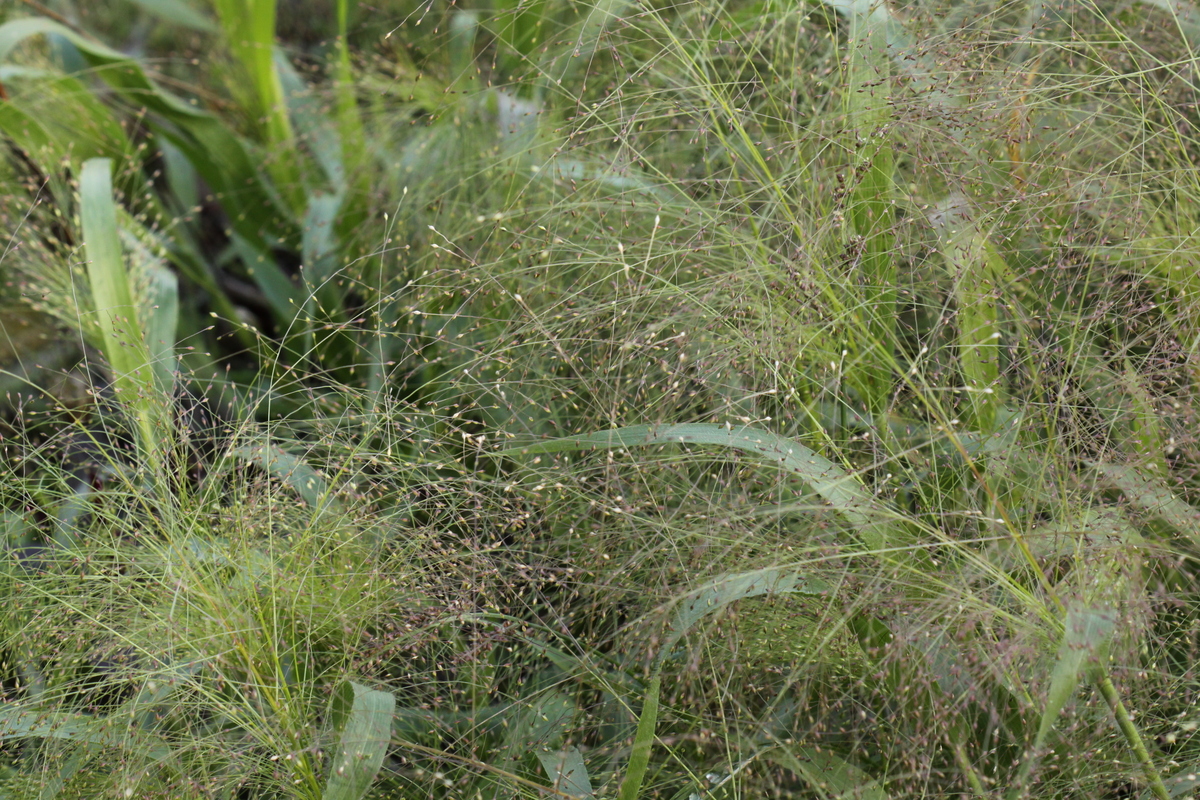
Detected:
[323,681,395,800]
[80,158,168,477]
[618,672,660,800]
[1008,608,1116,800]
[211,0,294,151]
[494,423,903,552]
[841,0,896,418]
[932,196,1008,431]
[618,567,832,800]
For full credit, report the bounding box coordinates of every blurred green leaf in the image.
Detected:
[230,439,341,510]
[129,0,218,32]
[536,746,593,800]
[324,680,395,800]
[765,744,889,800]
[1008,607,1116,800]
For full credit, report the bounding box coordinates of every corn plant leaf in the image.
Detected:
[536,746,593,800]
[0,17,299,251]
[324,681,395,800]
[494,424,901,551]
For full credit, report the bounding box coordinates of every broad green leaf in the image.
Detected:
[230,234,305,328]
[449,11,481,90]
[392,703,514,743]
[1150,765,1200,799]
[1135,0,1200,46]
[765,744,889,800]
[931,195,1009,430]
[664,567,833,657]
[520,691,577,753]
[277,50,344,190]
[618,672,660,800]
[333,0,364,168]
[143,262,180,399]
[323,681,395,800]
[537,746,593,799]
[0,705,173,761]
[211,0,295,152]
[839,0,896,417]
[231,441,341,510]
[0,70,130,176]
[0,16,301,292]
[80,158,169,475]
[38,744,90,800]
[534,158,672,199]
[1117,362,1168,475]
[302,193,346,304]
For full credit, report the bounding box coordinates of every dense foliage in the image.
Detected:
[0,0,1199,798]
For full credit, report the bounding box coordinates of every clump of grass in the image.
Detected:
[1,0,1200,798]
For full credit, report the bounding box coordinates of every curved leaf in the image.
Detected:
[494,423,904,551]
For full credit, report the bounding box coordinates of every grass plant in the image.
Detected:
[0,0,1199,798]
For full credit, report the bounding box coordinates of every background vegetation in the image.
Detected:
[0,0,1198,797]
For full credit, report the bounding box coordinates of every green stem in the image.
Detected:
[1095,676,1170,800]
[951,741,988,800]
